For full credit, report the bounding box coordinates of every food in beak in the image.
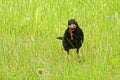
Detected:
[69,27,73,40]
[69,24,76,40]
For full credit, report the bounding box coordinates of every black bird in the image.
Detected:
[57,19,84,61]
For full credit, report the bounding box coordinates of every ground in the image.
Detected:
[0,0,120,80]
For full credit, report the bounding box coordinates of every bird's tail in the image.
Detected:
[56,36,63,40]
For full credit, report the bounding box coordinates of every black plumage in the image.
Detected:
[57,19,84,61]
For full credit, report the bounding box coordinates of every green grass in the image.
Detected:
[0,0,120,80]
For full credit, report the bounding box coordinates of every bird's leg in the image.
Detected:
[77,49,80,62]
[67,50,70,62]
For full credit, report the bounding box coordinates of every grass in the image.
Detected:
[0,0,120,80]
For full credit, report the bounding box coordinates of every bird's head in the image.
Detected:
[68,19,78,31]
[68,19,78,40]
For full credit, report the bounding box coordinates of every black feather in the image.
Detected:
[56,37,63,40]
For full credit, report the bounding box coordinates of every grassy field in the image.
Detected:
[0,0,120,80]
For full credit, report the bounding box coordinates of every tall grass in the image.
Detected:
[0,0,120,80]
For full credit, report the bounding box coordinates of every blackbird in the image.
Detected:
[57,19,84,61]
